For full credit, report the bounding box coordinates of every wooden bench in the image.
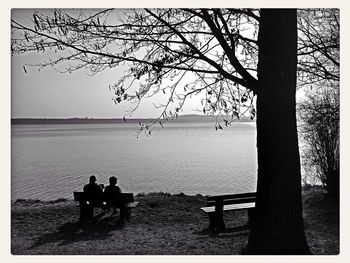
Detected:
[200,192,256,231]
[73,191,139,222]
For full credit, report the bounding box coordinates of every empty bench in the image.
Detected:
[200,192,256,230]
[73,191,139,222]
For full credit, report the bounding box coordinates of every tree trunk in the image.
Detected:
[246,9,311,254]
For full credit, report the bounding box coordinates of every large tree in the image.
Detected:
[12,8,321,254]
[246,9,309,254]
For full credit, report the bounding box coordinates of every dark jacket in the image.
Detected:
[83,183,103,205]
[104,185,122,206]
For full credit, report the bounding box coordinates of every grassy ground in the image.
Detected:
[11,187,339,255]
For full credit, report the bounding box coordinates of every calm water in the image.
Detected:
[11,122,257,201]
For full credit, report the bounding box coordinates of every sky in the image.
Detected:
[11,9,205,119]
[12,52,163,119]
[10,8,321,119]
[12,53,205,119]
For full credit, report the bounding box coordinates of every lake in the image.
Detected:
[11,122,257,201]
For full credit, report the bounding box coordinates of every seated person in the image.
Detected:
[104,176,127,225]
[81,175,104,220]
[83,175,104,204]
[104,176,121,205]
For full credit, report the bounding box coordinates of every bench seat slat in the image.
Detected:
[207,192,256,201]
[200,202,255,213]
[126,202,139,208]
[206,197,256,206]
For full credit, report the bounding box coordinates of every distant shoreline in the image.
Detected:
[11,114,255,125]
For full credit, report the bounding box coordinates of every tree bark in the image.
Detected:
[246,9,311,254]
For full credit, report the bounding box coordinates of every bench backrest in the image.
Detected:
[206,192,256,207]
[73,191,86,202]
[105,192,134,204]
[73,191,134,203]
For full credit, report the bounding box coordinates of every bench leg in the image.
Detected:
[247,208,255,226]
[79,201,86,222]
[126,208,132,222]
[116,207,127,225]
[79,202,93,222]
[208,212,225,231]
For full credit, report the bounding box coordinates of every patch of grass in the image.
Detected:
[11,189,339,255]
[302,187,339,255]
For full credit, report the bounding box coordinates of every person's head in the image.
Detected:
[89,175,97,184]
[109,176,117,186]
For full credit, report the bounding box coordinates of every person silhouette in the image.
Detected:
[104,176,127,225]
[81,175,103,220]
[104,176,121,200]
